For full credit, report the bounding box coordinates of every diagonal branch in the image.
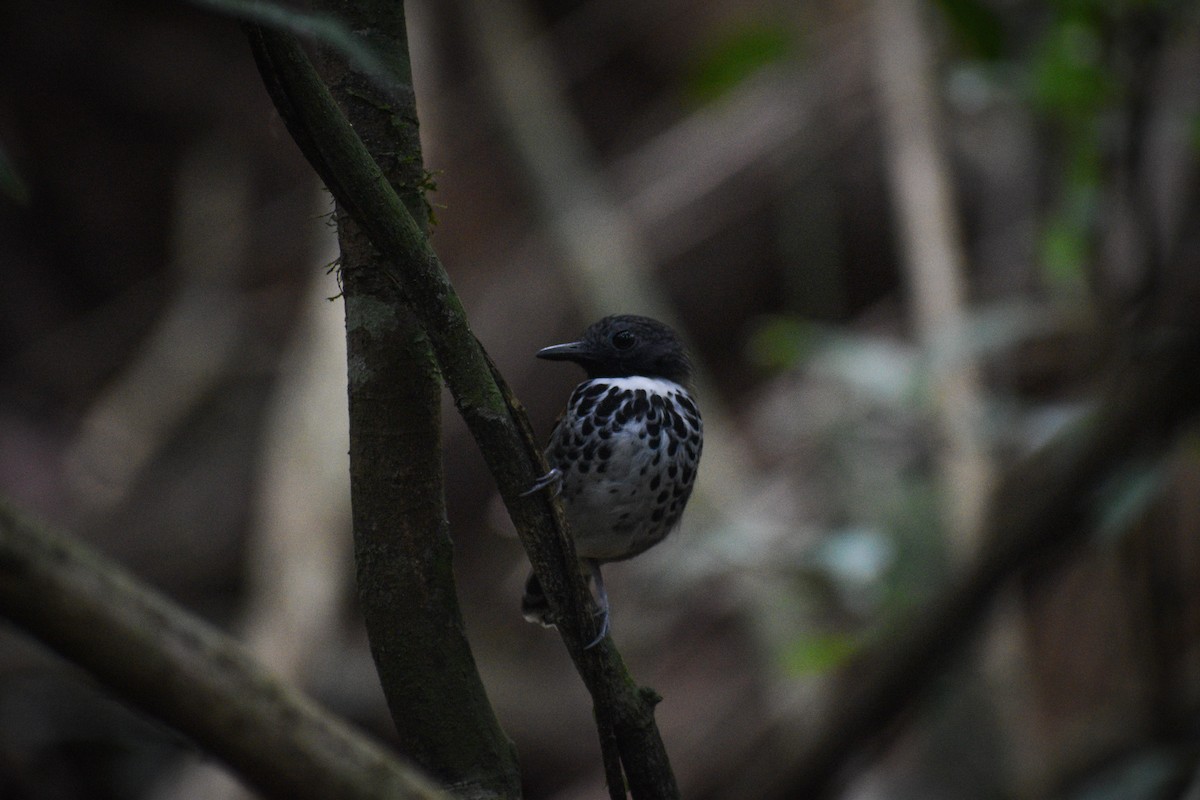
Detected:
[777,320,1200,796]
[0,498,448,800]
[244,24,679,800]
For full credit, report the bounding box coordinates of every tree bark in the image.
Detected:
[311,3,521,797]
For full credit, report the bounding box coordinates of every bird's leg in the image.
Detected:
[584,559,610,649]
[520,467,563,497]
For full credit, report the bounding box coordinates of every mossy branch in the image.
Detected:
[245,24,679,800]
[310,2,522,796]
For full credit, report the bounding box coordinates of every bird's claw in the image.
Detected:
[583,559,610,649]
[584,608,610,649]
[520,467,563,497]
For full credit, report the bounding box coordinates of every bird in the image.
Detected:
[521,314,703,647]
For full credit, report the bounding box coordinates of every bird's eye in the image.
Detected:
[612,330,636,350]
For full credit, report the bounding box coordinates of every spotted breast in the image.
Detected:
[550,375,702,561]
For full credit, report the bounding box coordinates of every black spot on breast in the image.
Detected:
[583,382,609,398]
[646,421,661,438]
[598,428,612,439]
[667,440,678,456]
[632,390,650,416]
[681,466,694,484]
[596,462,608,474]
[677,394,699,416]
[648,437,661,450]
[671,412,688,438]
[656,491,669,504]
[598,445,612,460]
[649,474,661,490]
[651,508,665,522]
[581,418,594,436]
[652,453,662,466]
[577,462,589,474]
[595,389,622,419]
[667,464,678,478]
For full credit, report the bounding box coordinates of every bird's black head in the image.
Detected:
[536,315,693,384]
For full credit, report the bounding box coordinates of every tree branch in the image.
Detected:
[869,0,992,555]
[309,3,521,796]
[244,24,679,799]
[0,498,448,800]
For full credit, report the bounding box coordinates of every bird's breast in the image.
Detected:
[547,376,702,561]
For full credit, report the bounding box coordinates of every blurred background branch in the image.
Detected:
[0,497,447,800]
[868,0,991,556]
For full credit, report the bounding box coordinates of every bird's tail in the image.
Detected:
[521,572,556,627]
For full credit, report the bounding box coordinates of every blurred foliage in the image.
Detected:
[1030,16,1115,120]
[746,315,825,372]
[1032,16,1110,295]
[935,0,1006,60]
[780,631,858,676]
[684,19,795,105]
[939,1,1188,298]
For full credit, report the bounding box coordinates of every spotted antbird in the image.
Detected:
[522,315,703,646]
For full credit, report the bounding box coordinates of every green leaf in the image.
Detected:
[1040,216,1089,293]
[746,315,822,370]
[1031,18,1115,120]
[686,22,794,105]
[780,633,858,676]
[934,0,1006,61]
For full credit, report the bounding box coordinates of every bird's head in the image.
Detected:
[536,315,693,384]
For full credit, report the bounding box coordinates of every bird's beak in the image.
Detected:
[535,340,589,361]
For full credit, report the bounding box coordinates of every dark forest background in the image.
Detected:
[2,0,1200,798]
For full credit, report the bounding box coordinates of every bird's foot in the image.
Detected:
[520,467,563,497]
[584,560,610,649]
